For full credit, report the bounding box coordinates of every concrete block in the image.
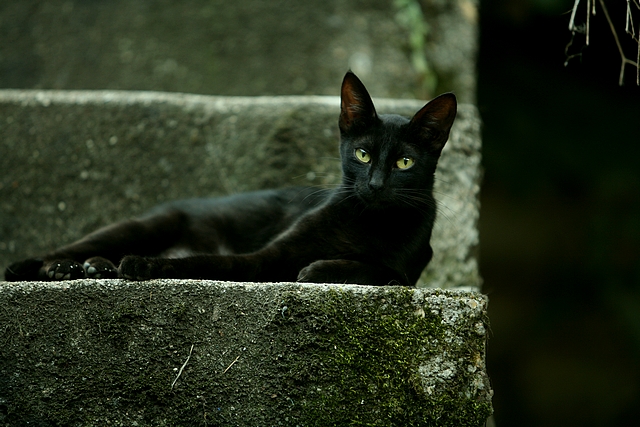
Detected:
[0,91,481,289]
[0,280,492,426]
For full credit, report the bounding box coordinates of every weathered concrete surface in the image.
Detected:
[0,280,492,426]
[0,90,481,289]
[0,0,478,102]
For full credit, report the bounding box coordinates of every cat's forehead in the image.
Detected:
[378,113,410,127]
[353,127,418,156]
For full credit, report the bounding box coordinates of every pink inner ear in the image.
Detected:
[342,95,368,119]
[411,94,457,131]
[339,97,355,129]
[409,94,457,153]
[339,73,377,131]
[341,92,360,118]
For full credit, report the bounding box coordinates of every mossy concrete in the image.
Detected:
[0,91,481,289]
[0,280,492,426]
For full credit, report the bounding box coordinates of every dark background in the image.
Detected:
[478,0,640,425]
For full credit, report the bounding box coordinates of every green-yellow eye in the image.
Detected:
[355,148,371,164]
[396,157,415,169]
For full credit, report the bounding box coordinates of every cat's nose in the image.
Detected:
[368,175,384,192]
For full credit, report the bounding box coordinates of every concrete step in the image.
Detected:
[0,90,481,289]
[0,280,492,426]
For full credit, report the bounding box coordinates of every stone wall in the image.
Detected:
[0,91,481,289]
[0,0,478,102]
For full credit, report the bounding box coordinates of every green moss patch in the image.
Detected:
[270,287,491,426]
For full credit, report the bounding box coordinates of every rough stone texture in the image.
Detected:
[0,0,478,103]
[0,90,481,289]
[0,280,492,426]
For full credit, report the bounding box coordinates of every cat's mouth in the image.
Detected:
[355,186,396,209]
[355,184,428,211]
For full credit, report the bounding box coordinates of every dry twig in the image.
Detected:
[566,0,640,85]
[171,344,195,390]
[222,355,241,374]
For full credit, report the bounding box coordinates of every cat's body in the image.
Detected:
[4,72,457,286]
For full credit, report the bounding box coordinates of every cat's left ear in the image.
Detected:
[339,71,378,134]
[409,93,457,154]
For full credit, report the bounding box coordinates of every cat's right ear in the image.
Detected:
[339,71,378,134]
[409,92,457,154]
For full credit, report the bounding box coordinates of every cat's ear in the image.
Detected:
[339,71,378,134]
[409,93,457,154]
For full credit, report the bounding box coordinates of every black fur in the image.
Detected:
[4,72,457,286]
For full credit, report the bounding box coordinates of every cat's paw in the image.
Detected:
[297,260,338,284]
[297,259,404,286]
[4,258,44,281]
[83,257,118,279]
[119,256,158,281]
[44,259,86,281]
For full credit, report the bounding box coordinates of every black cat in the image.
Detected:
[4,72,456,286]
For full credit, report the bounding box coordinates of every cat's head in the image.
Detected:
[338,71,457,209]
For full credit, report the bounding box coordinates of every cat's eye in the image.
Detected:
[354,148,371,164]
[396,157,415,169]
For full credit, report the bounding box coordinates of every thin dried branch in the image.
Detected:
[565,0,586,65]
[569,0,582,31]
[587,0,592,44]
[625,0,633,36]
[222,354,240,374]
[627,0,640,83]
[598,0,639,85]
[566,0,640,85]
[171,344,194,390]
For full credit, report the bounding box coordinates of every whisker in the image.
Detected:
[392,188,461,227]
[433,176,453,185]
[433,208,458,230]
[298,187,336,203]
[432,190,465,204]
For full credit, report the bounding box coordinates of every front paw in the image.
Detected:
[83,257,118,279]
[297,260,338,284]
[44,259,86,281]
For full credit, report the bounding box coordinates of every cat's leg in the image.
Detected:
[296,259,410,286]
[4,210,188,282]
[118,253,268,282]
[119,251,255,281]
[4,258,47,281]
